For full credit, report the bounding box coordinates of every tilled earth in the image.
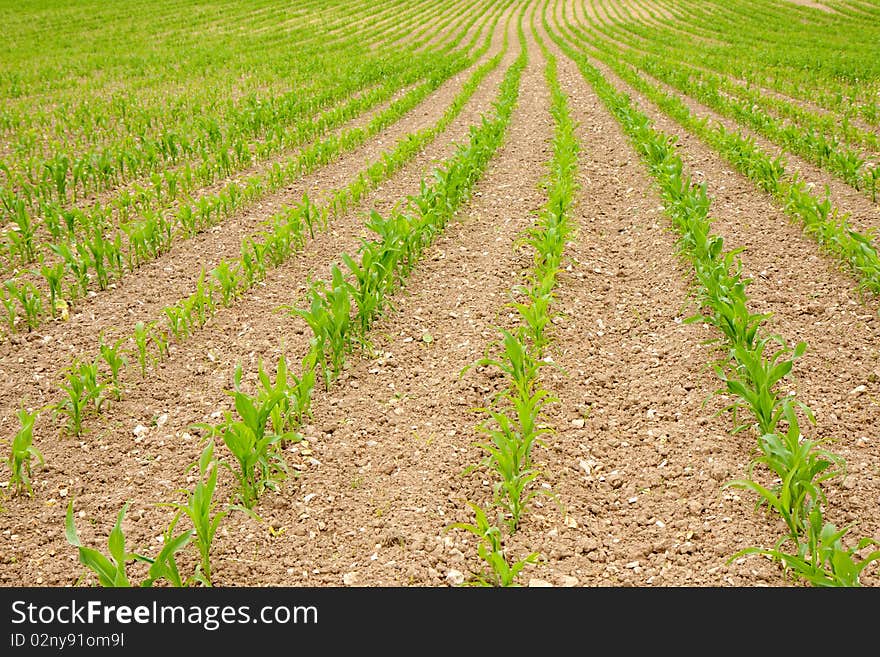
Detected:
[1,0,877,588]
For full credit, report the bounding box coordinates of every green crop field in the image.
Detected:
[0,0,878,589]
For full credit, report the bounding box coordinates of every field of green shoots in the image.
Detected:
[1,0,879,588]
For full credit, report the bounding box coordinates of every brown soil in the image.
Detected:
[1,1,877,589]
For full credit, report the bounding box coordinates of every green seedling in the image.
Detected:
[0,285,17,332]
[6,407,43,497]
[66,500,140,587]
[256,353,310,440]
[99,333,128,401]
[38,257,66,318]
[201,387,289,509]
[289,266,352,389]
[164,440,247,586]
[509,283,555,357]
[66,500,191,588]
[447,501,539,587]
[729,503,880,587]
[211,260,242,307]
[56,360,106,436]
[474,407,551,532]
[725,401,843,538]
[715,338,809,436]
[133,321,150,376]
[4,279,42,331]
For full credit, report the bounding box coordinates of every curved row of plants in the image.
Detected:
[577,15,880,202]
[598,0,880,126]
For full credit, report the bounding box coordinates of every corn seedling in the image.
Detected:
[256,353,311,441]
[0,285,17,333]
[446,501,539,587]
[38,256,66,318]
[6,406,43,497]
[65,500,141,587]
[289,266,353,390]
[3,195,38,264]
[164,441,243,586]
[714,338,810,436]
[211,260,243,307]
[99,333,128,401]
[729,503,880,587]
[199,386,289,509]
[66,500,192,588]
[56,359,106,436]
[4,279,42,331]
[725,401,844,539]
[133,321,150,376]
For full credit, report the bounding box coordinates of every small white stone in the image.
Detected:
[446,569,465,585]
[528,578,554,587]
[343,572,358,586]
[133,424,149,438]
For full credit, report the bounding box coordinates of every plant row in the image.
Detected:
[0,24,502,335]
[451,14,580,587]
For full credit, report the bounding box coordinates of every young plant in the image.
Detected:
[4,280,42,331]
[65,500,140,587]
[289,266,353,389]
[211,260,243,307]
[256,353,310,441]
[66,500,192,588]
[38,256,66,319]
[56,360,106,436]
[202,388,289,509]
[0,285,17,332]
[165,441,237,586]
[715,338,810,436]
[6,406,43,497]
[99,333,128,401]
[133,321,150,376]
[473,405,552,533]
[725,401,844,539]
[447,501,539,587]
[729,503,880,587]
